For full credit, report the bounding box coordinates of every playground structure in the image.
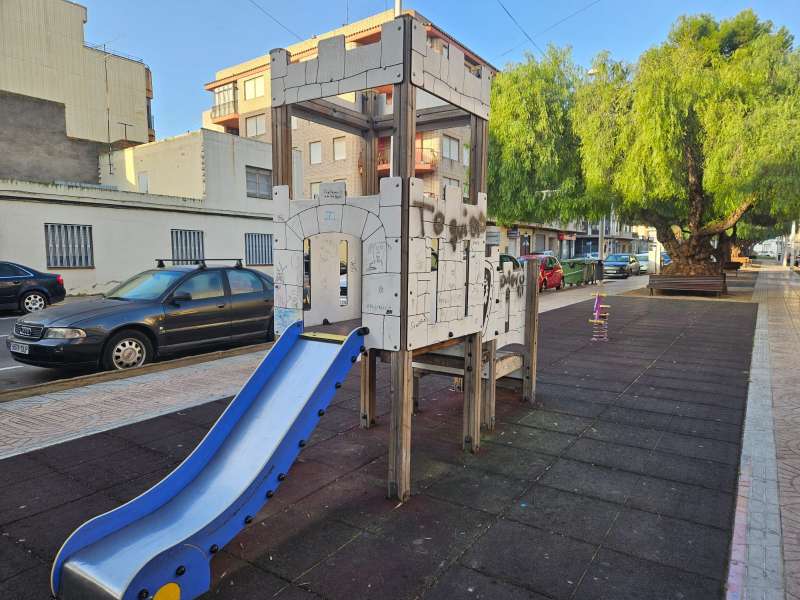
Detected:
[51,14,540,600]
[270,13,539,499]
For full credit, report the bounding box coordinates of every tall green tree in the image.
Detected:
[488,47,585,225]
[573,10,800,275]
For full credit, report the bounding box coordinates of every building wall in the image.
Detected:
[0,182,273,294]
[99,129,287,216]
[0,91,104,183]
[0,0,151,144]
[100,131,205,199]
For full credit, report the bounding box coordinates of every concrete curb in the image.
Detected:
[0,341,273,403]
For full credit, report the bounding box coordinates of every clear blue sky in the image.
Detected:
[80,0,799,139]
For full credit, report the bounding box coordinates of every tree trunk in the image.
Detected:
[659,234,721,276]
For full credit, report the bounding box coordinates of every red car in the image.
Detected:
[519,254,564,291]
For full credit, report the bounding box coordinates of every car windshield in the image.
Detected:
[605,254,629,262]
[105,270,185,301]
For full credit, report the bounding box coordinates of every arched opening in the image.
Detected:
[303,232,362,328]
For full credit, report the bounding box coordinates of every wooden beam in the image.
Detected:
[270,105,293,196]
[388,349,413,501]
[469,114,488,204]
[361,92,380,195]
[291,98,372,137]
[387,15,416,502]
[411,336,463,357]
[462,332,482,452]
[373,105,472,135]
[359,349,377,428]
[481,339,497,431]
[522,259,540,404]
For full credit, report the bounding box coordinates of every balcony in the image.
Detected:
[377,147,438,175]
[210,100,239,127]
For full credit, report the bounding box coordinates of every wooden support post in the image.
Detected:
[361,91,380,195]
[388,349,413,501]
[387,15,416,501]
[270,105,293,196]
[468,114,488,205]
[359,349,377,428]
[412,373,421,414]
[462,332,482,452]
[481,339,497,430]
[523,259,540,404]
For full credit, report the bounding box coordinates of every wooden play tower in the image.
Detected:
[269,13,539,501]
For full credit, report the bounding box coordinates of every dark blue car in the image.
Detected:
[603,253,642,278]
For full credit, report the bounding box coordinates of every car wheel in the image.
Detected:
[556,278,564,290]
[540,279,547,293]
[103,330,153,371]
[21,291,47,313]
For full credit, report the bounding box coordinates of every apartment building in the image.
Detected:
[574,212,645,257]
[488,222,584,258]
[203,9,474,202]
[0,0,154,184]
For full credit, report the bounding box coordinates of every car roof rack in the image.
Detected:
[155,258,243,269]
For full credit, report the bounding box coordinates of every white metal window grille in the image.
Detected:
[45,223,94,268]
[245,233,273,266]
[171,229,205,264]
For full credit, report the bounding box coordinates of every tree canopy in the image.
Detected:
[572,10,800,273]
[487,47,585,225]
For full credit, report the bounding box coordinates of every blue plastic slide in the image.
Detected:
[51,321,368,600]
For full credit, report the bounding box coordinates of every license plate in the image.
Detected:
[9,342,29,355]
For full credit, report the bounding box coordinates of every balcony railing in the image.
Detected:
[211,100,238,119]
[377,147,438,168]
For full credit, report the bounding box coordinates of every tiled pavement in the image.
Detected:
[0,296,757,599]
[748,267,800,599]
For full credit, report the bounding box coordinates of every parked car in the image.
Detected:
[636,253,649,274]
[6,262,273,371]
[662,252,672,266]
[603,253,641,278]
[519,254,564,291]
[0,261,65,314]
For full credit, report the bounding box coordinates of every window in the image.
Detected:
[463,180,470,200]
[442,176,459,196]
[245,114,266,137]
[462,144,470,167]
[212,83,237,118]
[310,182,321,199]
[137,172,149,193]
[45,223,94,268]
[0,263,28,277]
[339,240,348,306]
[291,116,299,129]
[228,269,263,295]
[243,76,264,100]
[246,166,272,199]
[174,271,224,300]
[333,137,346,161]
[171,229,204,264]
[309,141,322,164]
[442,135,459,161]
[244,232,273,265]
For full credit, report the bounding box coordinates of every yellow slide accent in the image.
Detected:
[299,332,348,344]
[153,582,181,600]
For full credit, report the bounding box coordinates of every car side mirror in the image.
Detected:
[171,291,192,304]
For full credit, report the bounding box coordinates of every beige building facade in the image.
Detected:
[0,0,154,145]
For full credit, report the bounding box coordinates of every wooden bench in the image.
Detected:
[647,274,727,297]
